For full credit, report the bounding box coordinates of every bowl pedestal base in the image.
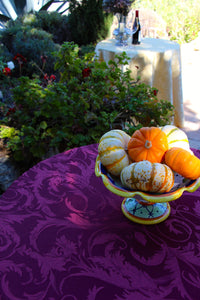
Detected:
[121,196,171,225]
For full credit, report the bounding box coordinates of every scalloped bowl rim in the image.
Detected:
[95,155,200,203]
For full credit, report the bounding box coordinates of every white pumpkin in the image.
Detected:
[98,129,131,176]
[120,160,174,193]
[161,125,191,151]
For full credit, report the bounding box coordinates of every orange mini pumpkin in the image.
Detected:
[164,147,200,180]
[128,127,168,163]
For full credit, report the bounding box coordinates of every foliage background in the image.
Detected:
[133,0,200,43]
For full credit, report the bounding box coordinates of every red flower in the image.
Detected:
[3,67,11,76]
[41,55,47,63]
[44,74,49,81]
[6,107,16,116]
[50,74,56,81]
[82,67,91,78]
[13,53,27,65]
[153,89,158,96]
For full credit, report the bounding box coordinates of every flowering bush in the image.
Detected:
[103,0,134,16]
[0,23,59,78]
[0,42,174,170]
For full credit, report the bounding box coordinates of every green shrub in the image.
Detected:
[23,11,71,44]
[0,74,20,107]
[68,0,113,45]
[0,21,22,53]
[0,43,13,63]
[0,22,59,78]
[0,56,6,73]
[0,42,174,169]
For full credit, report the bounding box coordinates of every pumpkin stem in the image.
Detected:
[145,140,152,149]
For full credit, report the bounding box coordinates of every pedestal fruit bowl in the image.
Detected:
[95,128,200,225]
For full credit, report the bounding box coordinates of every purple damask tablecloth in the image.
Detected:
[0,143,200,300]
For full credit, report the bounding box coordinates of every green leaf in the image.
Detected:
[40,121,48,130]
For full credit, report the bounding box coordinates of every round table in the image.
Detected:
[95,38,184,128]
[0,144,200,300]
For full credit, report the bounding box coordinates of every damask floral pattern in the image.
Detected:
[0,144,200,300]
